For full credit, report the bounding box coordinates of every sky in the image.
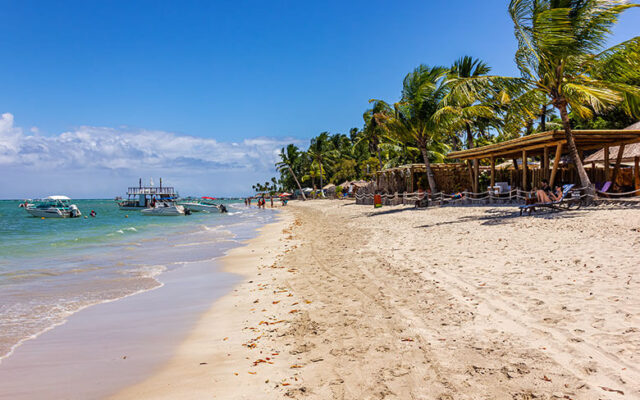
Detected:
[1,1,638,198]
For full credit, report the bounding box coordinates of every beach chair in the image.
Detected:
[596,181,612,197]
[518,184,580,215]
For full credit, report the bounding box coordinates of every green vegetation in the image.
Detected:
[270,0,640,196]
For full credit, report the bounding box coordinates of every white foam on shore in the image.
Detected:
[0,277,165,365]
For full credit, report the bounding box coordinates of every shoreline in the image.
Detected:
[0,205,279,399]
[110,207,297,399]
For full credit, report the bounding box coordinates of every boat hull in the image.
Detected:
[26,208,67,218]
[140,205,185,216]
[179,203,219,212]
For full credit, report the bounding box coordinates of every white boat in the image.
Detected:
[25,196,82,218]
[178,198,220,213]
[140,201,185,216]
[117,178,177,210]
[179,201,219,212]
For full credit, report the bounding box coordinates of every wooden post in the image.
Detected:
[409,165,414,193]
[512,158,519,171]
[604,146,610,181]
[543,146,549,180]
[635,157,640,196]
[522,150,527,191]
[611,144,625,185]
[466,160,474,192]
[474,158,480,193]
[490,157,495,188]
[550,143,563,187]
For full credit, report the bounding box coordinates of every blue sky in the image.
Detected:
[0,1,638,198]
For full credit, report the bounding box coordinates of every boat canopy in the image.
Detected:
[46,195,71,200]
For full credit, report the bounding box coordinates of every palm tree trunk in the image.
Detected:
[451,134,460,151]
[288,166,306,200]
[377,147,383,170]
[465,123,473,150]
[557,103,593,194]
[319,161,324,198]
[525,119,533,135]
[419,145,438,193]
[540,104,547,131]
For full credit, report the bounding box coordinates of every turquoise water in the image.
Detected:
[0,199,275,362]
[0,199,224,261]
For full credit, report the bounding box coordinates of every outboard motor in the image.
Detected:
[70,205,81,218]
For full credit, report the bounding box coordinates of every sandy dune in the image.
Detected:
[114,200,640,399]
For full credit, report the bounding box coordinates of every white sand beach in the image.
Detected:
[112,200,640,399]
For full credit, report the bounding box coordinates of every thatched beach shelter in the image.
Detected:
[323,183,336,196]
[584,122,640,166]
[448,128,640,191]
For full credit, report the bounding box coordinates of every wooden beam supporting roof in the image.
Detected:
[611,144,626,184]
[604,147,610,181]
[550,144,563,187]
[522,150,527,191]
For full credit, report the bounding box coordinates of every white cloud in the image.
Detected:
[0,113,307,198]
[0,113,303,171]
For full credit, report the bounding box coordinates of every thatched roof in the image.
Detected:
[584,122,640,163]
[323,183,336,190]
[350,180,370,187]
[495,160,541,169]
[448,129,640,160]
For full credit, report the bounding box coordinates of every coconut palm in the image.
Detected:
[306,132,337,195]
[391,64,450,192]
[357,100,396,170]
[275,144,306,200]
[453,0,640,193]
[439,56,495,150]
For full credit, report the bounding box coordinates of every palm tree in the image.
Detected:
[306,132,336,195]
[441,56,495,150]
[276,144,306,200]
[391,65,450,192]
[455,0,640,193]
[357,100,396,170]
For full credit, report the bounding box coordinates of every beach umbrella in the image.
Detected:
[279,192,291,197]
[202,196,217,200]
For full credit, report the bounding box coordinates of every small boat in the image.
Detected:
[178,197,220,213]
[140,201,186,216]
[25,196,82,218]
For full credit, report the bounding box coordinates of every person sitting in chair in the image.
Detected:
[535,179,553,203]
[549,184,564,202]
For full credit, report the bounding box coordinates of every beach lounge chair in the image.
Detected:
[596,181,612,197]
[518,184,580,215]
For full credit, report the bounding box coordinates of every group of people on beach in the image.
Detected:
[244,195,288,208]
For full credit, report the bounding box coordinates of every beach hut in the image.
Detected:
[323,183,336,197]
[375,163,471,194]
[447,128,640,192]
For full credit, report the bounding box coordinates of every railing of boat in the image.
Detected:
[126,187,176,195]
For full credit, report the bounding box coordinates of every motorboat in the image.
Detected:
[25,196,82,218]
[178,197,220,213]
[140,201,186,216]
[117,178,177,210]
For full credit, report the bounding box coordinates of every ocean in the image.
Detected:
[0,199,275,364]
